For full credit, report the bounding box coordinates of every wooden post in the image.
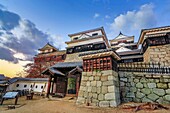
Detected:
[51,78,54,94]
[15,96,18,105]
[47,76,52,97]
[0,98,4,105]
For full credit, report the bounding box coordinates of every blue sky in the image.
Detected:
[0,0,170,77]
[1,0,170,43]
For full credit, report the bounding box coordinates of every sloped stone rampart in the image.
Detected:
[76,70,120,107]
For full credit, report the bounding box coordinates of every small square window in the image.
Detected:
[24,85,27,88]
[92,33,98,36]
[41,86,43,89]
[16,84,19,87]
[35,85,38,88]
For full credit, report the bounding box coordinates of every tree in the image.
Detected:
[24,63,46,78]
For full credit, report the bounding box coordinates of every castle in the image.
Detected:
[35,26,170,107]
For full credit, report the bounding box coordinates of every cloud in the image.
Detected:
[110,3,157,39]
[93,13,100,18]
[0,46,18,63]
[0,8,64,63]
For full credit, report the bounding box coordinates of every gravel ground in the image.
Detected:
[0,96,170,113]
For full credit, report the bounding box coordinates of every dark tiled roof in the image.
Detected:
[68,27,104,37]
[0,81,8,84]
[8,77,48,84]
[49,68,64,76]
[0,74,5,80]
[79,48,120,57]
[51,62,83,68]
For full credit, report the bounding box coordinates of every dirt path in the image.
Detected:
[0,96,170,113]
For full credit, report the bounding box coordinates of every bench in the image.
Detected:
[26,92,34,100]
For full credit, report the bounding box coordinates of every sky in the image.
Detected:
[0,0,170,77]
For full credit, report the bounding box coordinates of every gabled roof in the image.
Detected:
[67,27,110,48]
[115,32,133,39]
[116,47,132,52]
[42,68,65,76]
[110,32,134,41]
[0,74,5,80]
[68,27,104,37]
[137,26,170,45]
[51,62,83,68]
[38,43,58,51]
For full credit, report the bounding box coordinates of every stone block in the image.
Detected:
[89,76,94,81]
[134,79,139,83]
[136,83,143,88]
[96,81,102,87]
[149,79,154,82]
[168,83,170,88]
[157,83,168,89]
[86,81,91,86]
[120,78,128,82]
[84,91,88,98]
[78,90,84,97]
[130,82,135,87]
[108,75,114,80]
[140,77,148,83]
[76,97,85,104]
[136,92,145,99]
[126,92,135,98]
[105,93,115,100]
[155,79,160,83]
[165,89,170,94]
[120,82,125,86]
[88,92,93,98]
[91,81,97,86]
[141,88,151,95]
[101,86,107,94]
[147,93,159,101]
[123,98,133,102]
[87,86,92,92]
[164,95,170,101]
[92,93,98,99]
[103,80,114,86]
[92,87,97,93]
[101,76,108,81]
[97,87,101,94]
[102,70,113,76]
[130,87,137,92]
[92,99,99,104]
[160,78,169,83]
[153,89,165,96]
[95,76,100,81]
[142,97,153,103]
[108,86,115,93]
[99,101,110,107]
[80,86,85,91]
[98,94,104,100]
[143,83,148,88]
[110,100,118,107]
[148,83,156,88]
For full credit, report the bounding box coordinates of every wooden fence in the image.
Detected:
[118,62,170,74]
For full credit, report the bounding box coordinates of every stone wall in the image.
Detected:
[143,44,170,66]
[76,70,120,107]
[119,72,170,104]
